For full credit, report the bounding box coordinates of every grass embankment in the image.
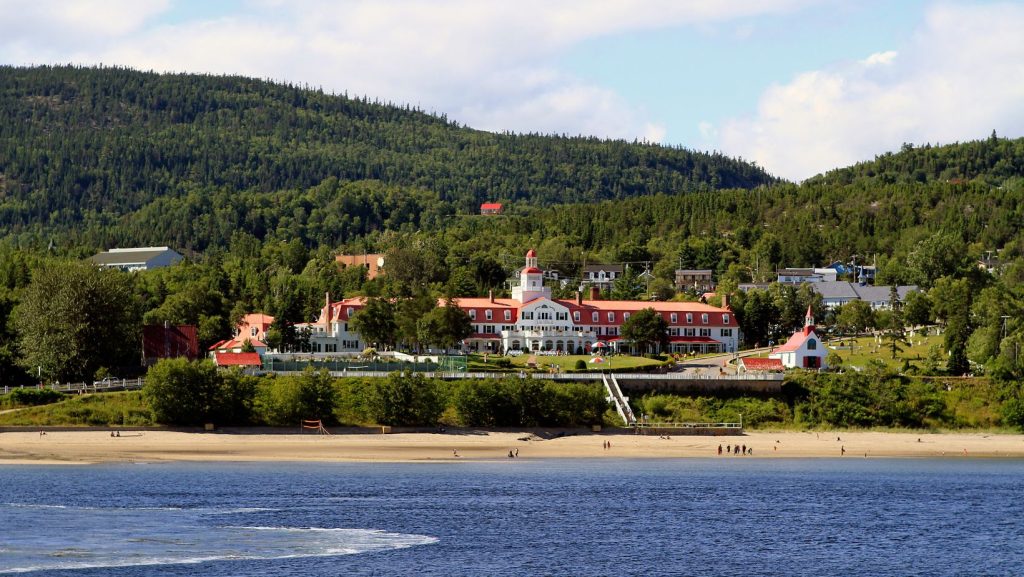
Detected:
[467,353,664,373]
[0,391,153,427]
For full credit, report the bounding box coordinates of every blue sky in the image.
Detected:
[1,0,1022,180]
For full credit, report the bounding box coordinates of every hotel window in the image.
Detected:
[469,310,477,320]
[522,312,533,320]
[685,328,695,337]
[723,314,730,324]
[592,312,599,322]
[700,328,711,337]
[485,310,493,321]
[670,313,678,324]
[250,327,258,337]
[623,313,630,321]
[721,329,733,337]
[347,307,353,317]
[504,310,511,321]
[686,313,693,324]
[484,325,495,334]
[701,313,709,324]
[573,311,580,322]
[607,312,615,322]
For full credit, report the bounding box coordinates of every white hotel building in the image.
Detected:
[304,250,739,355]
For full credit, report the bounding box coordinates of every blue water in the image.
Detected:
[1,459,1023,576]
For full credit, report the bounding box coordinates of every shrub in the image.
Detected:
[10,388,65,406]
[574,359,587,371]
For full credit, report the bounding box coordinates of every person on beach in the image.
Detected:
[718,444,722,455]
[841,446,846,456]
[726,444,731,454]
[515,448,519,457]
[453,449,459,458]
[741,444,746,455]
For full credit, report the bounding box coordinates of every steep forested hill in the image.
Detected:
[0,65,776,250]
[807,133,1024,187]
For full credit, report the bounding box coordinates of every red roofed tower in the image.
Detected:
[512,249,550,303]
[804,304,815,335]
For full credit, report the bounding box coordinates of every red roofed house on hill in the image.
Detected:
[769,306,828,370]
[480,202,503,215]
[301,250,739,356]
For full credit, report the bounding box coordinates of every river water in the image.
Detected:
[1,458,1022,576]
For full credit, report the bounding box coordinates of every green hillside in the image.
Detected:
[0,65,776,251]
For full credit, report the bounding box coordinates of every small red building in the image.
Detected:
[480,203,503,215]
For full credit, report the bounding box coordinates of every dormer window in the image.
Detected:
[592,312,599,322]
[607,312,615,322]
[573,311,580,322]
[504,310,511,321]
[723,314,730,324]
[686,313,693,324]
[702,313,709,324]
[346,307,354,317]
[469,310,477,320]
[485,310,493,320]
[250,327,258,337]
[670,313,678,324]
[623,313,630,321]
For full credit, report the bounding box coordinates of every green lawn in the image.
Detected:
[467,352,663,372]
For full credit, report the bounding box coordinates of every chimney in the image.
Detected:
[590,286,601,300]
[576,290,583,306]
[489,289,495,303]
[721,293,730,309]
[324,292,332,326]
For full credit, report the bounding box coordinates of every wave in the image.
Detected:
[0,527,437,574]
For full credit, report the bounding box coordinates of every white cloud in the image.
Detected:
[0,0,818,144]
[719,2,1024,181]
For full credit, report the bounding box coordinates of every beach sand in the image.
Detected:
[2,429,1023,464]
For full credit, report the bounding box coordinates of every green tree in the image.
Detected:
[620,308,669,354]
[14,261,140,383]
[394,290,438,353]
[296,368,338,423]
[350,297,398,349]
[144,358,222,425]
[884,286,909,359]
[418,297,472,352]
[364,371,443,425]
[835,300,875,335]
[610,266,645,300]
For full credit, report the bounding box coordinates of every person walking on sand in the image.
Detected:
[453,449,459,458]
[718,444,722,455]
[841,446,846,456]
[515,448,519,458]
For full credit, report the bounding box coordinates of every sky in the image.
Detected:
[2,0,1023,181]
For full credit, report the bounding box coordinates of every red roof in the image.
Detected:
[481,203,503,210]
[741,357,784,371]
[526,249,536,258]
[774,328,817,353]
[214,352,262,367]
[523,267,542,274]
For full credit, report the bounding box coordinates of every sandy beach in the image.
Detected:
[1,429,1023,464]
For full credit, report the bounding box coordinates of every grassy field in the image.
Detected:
[0,391,153,427]
[825,333,945,372]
